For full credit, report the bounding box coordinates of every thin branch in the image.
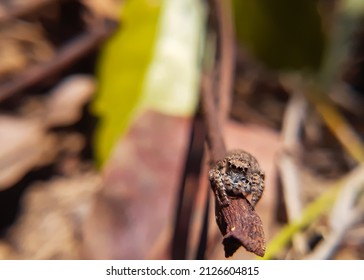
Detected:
[201,70,266,258]
[0,19,117,102]
[195,183,211,259]
[193,0,234,259]
[201,0,265,258]
[171,114,206,259]
[278,91,307,254]
[201,73,226,162]
[170,0,234,260]
[214,0,235,122]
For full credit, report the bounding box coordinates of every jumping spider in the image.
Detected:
[208,150,265,208]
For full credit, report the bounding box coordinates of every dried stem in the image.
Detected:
[171,114,206,259]
[0,19,117,102]
[278,91,307,254]
[214,0,235,122]
[201,50,265,259]
[200,0,265,258]
[201,73,226,162]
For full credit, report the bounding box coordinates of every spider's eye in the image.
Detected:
[231,165,244,172]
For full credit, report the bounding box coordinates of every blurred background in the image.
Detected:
[0,0,364,260]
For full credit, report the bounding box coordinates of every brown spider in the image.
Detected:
[208,150,265,208]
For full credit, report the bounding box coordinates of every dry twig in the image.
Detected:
[198,0,265,258]
[0,19,117,102]
[201,72,266,257]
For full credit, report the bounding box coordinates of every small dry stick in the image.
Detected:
[201,73,266,257]
[0,19,117,102]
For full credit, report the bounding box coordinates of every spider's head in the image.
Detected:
[228,158,249,174]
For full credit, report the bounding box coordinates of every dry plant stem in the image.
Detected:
[201,73,226,161]
[171,114,206,259]
[201,73,266,257]
[200,0,264,258]
[195,183,211,259]
[280,93,306,220]
[213,0,235,122]
[173,0,235,259]
[278,155,302,222]
[0,20,117,102]
[198,3,233,259]
[278,154,307,255]
[278,93,307,254]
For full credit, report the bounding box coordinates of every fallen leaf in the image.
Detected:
[82,110,191,259]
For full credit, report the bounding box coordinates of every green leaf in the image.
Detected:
[92,0,162,167]
[92,0,206,166]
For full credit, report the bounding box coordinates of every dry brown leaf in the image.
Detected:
[217,197,266,257]
[82,110,191,259]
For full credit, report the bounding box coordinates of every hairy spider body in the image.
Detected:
[208,150,265,208]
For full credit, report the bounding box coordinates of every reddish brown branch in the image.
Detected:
[0,19,117,102]
[201,0,235,161]
[201,71,266,257]
[171,114,206,259]
[202,0,265,258]
[201,73,227,162]
[214,0,236,122]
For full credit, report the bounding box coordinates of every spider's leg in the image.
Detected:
[209,170,230,206]
[251,178,264,207]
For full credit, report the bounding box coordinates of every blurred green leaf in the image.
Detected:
[92,0,206,166]
[232,0,325,70]
[92,0,162,166]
